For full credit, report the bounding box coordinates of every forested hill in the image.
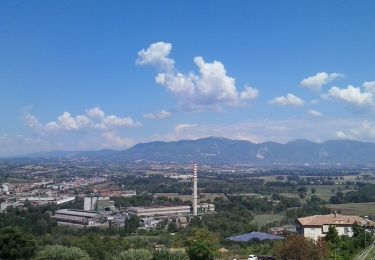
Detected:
[14,137,375,165]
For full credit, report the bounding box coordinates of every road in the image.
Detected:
[355,239,375,260]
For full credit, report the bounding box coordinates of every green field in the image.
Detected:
[280,192,300,199]
[251,213,284,228]
[306,185,353,201]
[326,202,375,216]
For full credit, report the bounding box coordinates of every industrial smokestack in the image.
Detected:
[193,163,198,216]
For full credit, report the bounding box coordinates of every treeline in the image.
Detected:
[112,194,188,208]
[112,174,193,194]
[0,224,220,260]
[330,183,375,204]
[0,202,57,236]
[286,196,330,222]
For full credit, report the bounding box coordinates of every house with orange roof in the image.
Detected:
[297,213,375,240]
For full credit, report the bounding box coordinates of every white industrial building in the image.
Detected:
[126,164,215,218]
[0,183,10,194]
[122,190,136,197]
[140,217,163,229]
[297,213,375,240]
[127,205,191,217]
[18,196,75,205]
[197,203,215,214]
[0,201,23,212]
[52,209,100,227]
[84,196,114,211]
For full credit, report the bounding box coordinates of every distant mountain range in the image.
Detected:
[10,137,375,165]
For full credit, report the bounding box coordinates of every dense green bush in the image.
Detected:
[36,245,90,260]
[0,227,37,259]
[114,249,153,260]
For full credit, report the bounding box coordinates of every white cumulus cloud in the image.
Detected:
[100,115,141,128]
[269,93,304,107]
[240,85,259,100]
[328,85,374,107]
[45,112,92,132]
[308,110,322,117]
[136,42,175,70]
[101,132,133,149]
[25,107,141,134]
[334,120,375,141]
[301,72,343,91]
[363,81,375,94]
[143,110,171,120]
[350,120,375,139]
[174,123,197,133]
[334,131,349,139]
[87,106,105,119]
[137,42,259,109]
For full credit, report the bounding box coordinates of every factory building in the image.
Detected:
[84,196,114,211]
[197,203,215,214]
[18,196,75,205]
[122,190,136,197]
[127,205,191,217]
[51,209,100,227]
[126,164,215,218]
[193,163,198,216]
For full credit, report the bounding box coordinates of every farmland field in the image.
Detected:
[326,203,375,216]
[306,185,353,201]
[251,213,284,228]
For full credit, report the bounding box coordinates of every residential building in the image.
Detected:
[297,213,375,240]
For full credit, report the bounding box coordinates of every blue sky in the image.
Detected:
[1,1,375,155]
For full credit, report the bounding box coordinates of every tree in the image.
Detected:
[124,215,140,234]
[36,245,90,260]
[114,249,152,260]
[186,229,219,260]
[0,227,37,259]
[167,222,178,233]
[311,188,316,194]
[325,225,339,245]
[273,235,329,260]
[352,222,365,237]
[153,250,189,260]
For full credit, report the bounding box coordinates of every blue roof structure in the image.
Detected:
[226,232,284,242]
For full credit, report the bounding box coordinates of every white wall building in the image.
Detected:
[127,205,191,217]
[18,196,75,205]
[197,203,215,214]
[84,196,114,211]
[52,209,100,227]
[297,213,375,240]
[84,196,99,211]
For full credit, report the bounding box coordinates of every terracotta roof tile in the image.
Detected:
[297,214,375,226]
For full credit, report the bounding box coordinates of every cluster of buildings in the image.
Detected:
[46,164,215,230]
[0,173,112,212]
[1,177,107,195]
[3,163,375,243]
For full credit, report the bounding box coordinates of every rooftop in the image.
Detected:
[297,214,375,226]
[55,209,99,218]
[226,232,284,242]
[127,205,191,210]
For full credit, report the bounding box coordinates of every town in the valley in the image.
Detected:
[1,157,375,259]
